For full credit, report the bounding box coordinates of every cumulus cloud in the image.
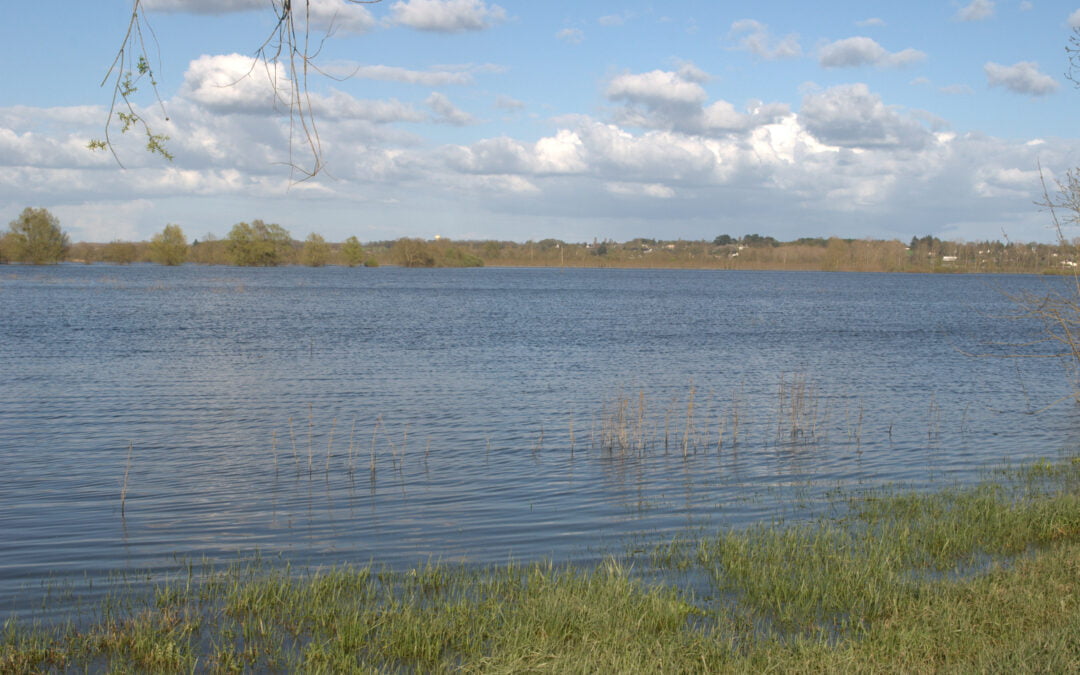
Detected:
[856,17,886,27]
[985,61,1058,96]
[141,0,264,12]
[494,95,524,111]
[956,0,996,21]
[177,54,426,124]
[727,20,801,60]
[605,182,675,198]
[676,62,711,84]
[819,37,926,68]
[799,83,933,150]
[442,130,586,175]
[305,0,377,34]
[426,93,475,125]
[607,70,708,108]
[179,54,289,114]
[556,28,584,44]
[144,0,375,34]
[605,68,789,137]
[1069,9,1080,29]
[390,0,506,32]
[2,90,1073,245]
[326,63,477,86]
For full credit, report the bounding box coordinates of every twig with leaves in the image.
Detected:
[93,0,381,178]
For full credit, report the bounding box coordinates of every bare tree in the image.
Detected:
[92,0,382,179]
[1067,27,1080,87]
[987,30,1080,404]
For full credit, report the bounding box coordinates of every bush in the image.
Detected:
[391,238,436,267]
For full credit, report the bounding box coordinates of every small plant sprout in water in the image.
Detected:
[120,441,133,518]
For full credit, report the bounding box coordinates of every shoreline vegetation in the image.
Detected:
[4,454,1080,672]
[2,208,1079,274]
[39,234,1080,274]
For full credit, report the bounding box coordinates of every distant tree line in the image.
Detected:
[2,207,1077,274]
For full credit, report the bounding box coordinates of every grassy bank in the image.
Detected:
[5,457,1080,673]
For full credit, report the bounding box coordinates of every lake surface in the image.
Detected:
[2,264,1078,619]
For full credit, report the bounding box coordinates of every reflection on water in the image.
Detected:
[1,264,1078,619]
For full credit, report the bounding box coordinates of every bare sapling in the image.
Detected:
[120,441,133,517]
[325,417,337,478]
[289,416,300,474]
[682,382,696,457]
[307,404,314,478]
[569,414,575,456]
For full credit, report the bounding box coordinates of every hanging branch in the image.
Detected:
[93,0,381,178]
[90,0,172,165]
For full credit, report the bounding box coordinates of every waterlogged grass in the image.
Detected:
[5,458,1080,673]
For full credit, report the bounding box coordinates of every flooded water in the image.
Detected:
[1,264,1078,619]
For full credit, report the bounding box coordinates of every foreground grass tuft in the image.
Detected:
[5,456,1080,673]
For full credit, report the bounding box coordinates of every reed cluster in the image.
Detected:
[22,455,1080,673]
[594,375,865,460]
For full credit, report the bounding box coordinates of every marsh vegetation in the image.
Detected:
[5,455,1080,672]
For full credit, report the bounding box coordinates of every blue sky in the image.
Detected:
[3,0,1080,244]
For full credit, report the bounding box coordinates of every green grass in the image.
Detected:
[6,457,1080,673]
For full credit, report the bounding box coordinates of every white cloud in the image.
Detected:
[607,70,708,108]
[178,54,288,114]
[53,200,154,242]
[799,83,933,150]
[985,61,1058,96]
[494,95,524,111]
[140,0,264,13]
[143,0,375,34]
[1069,9,1080,29]
[973,166,1040,198]
[956,0,996,21]
[390,0,505,33]
[556,28,584,44]
[605,68,788,137]
[3,95,1075,245]
[305,0,377,34]
[727,20,802,60]
[326,63,477,86]
[605,182,676,198]
[178,54,426,124]
[443,130,586,175]
[426,93,475,125]
[819,37,926,68]
[856,17,886,27]
[1020,2,1033,11]
[676,62,711,84]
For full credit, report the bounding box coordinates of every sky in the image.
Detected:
[3,1,1080,244]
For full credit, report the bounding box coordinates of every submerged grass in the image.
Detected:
[8,456,1080,673]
